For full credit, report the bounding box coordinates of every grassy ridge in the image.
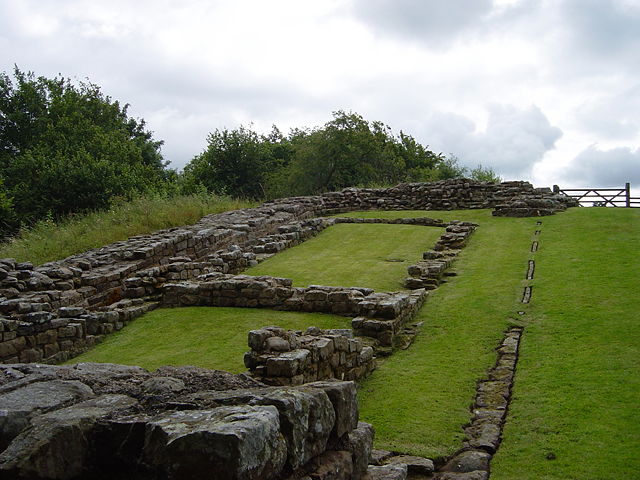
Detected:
[0,194,254,265]
[69,307,350,373]
[491,208,640,480]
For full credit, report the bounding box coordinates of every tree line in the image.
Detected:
[0,68,499,238]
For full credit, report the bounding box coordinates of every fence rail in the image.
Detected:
[553,183,639,208]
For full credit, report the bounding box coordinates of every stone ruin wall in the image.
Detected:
[0,179,578,479]
[244,326,377,386]
[0,179,576,367]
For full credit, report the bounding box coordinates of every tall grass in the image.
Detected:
[0,194,255,265]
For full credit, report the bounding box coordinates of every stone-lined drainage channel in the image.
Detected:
[367,220,543,480]
[430,221,541,479]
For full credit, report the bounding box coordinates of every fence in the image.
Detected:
[553,183,640,208]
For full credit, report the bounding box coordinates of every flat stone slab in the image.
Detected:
[441,450,491,473]
[385,454,435,474]
[368,463,408,480]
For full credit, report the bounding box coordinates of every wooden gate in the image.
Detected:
[553,183,640,207]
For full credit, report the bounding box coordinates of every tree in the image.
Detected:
[0,176,15,232]
[469,164,502,183]
[270,111,454,196]
[183,111,502,201]
[181,126,276,199]
[0,67,169,234]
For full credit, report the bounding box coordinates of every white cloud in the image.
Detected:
[574,85,640,140]
[421,105,562,180]
[0,0,638,186]
[349,0,493,48]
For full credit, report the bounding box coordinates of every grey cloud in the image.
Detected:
[422,105,562,179]
[561,0,640,57]
[561,145,640,187]
[575,84,640,140]
[349,0,493,47]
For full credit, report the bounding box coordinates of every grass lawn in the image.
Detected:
[69,307,349,373]
[491,208,640,480]
[66,207,639,478]
[246,223,443,291]
[342,210,536,458]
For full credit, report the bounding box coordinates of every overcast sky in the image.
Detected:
[1,0,639,190]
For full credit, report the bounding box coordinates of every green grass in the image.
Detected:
[60,206,639,477]
[491,208,640,480]
[343,210,535,458]
[0,194,255,265]
[246,223,443,291]
[69,307,349,373]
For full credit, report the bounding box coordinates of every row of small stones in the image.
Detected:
[363,327,523,480]
[368,222,542,479]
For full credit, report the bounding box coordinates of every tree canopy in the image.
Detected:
[0,68,170,235]
[0,68,501,240]
[182,111,498,199]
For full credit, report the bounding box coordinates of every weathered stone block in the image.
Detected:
[348,422,374,480]
[306,381,358,440]
[0,379,95,451]
[266,349,310,377]
[367,463,408,480]
[0,394,137,479]
[143,406,287,480]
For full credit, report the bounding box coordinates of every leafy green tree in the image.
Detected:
[0,67,169,234]
[269,111,454,196]
[0,176,16,232]
[469,164,502,182]
[181,126,274,199]
[184,111,501,201]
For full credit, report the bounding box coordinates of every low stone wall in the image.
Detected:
[0,299,158,364]
[404,222,477,290]
[0,362,373,480]
[160,273,429,350]
[244,326,376,386]
[0,179,576,366]
[351,289,428,347]
[161,274,409,317]
[283,179,576,214]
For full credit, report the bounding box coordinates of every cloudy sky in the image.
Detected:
[1,0,639,190]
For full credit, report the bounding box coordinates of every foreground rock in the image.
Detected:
[0,363,373,480]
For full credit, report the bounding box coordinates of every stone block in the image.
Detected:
[266,349,310,377]
[348,422,375,480]
[142,406,288,479]
[0,379,95,451]
[43,342,60,358]
[441,450,491,473]
[0,394,138,479]
[367,464,408,480]
[306,381,358,440]
[36,330,58,345]
[306,450,353,480]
